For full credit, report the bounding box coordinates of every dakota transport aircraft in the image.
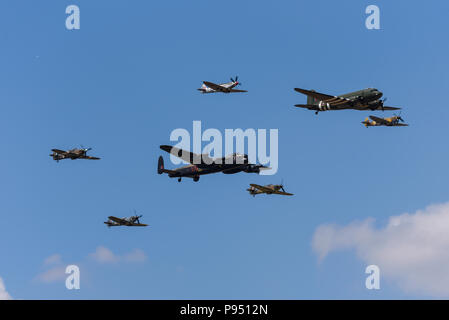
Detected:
[294,87,401,114]
[198,76,247,93]
[158,145,268,182]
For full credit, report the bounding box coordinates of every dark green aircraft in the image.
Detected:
[294,88,401,115]
[158,145,269,182]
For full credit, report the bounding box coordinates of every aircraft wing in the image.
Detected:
[294,88,350,107]
[369,115,389,125]
[160,145,212,165]
[51,149,67,155]
[229,89,248,93]
[108,216,126,224]
[203,81,226,92]
[273,190,294,196]
[294,104,319,110]
[381,106,401,111]
[394,123,409,126]
[81,156,101,160]
[129,223,148,227]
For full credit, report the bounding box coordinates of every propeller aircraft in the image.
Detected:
[104,212,148,227]
[294,87,401,115]
[50,146,100,162]
[362,114,409,127]
[158,145,269,182]
[247,182,293,197]
[198,76,247,93]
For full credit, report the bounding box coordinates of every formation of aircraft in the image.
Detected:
[294,87,401,115]
[158,145,269,182]
[247,183,294,197]
[362,114,409,127]
[50,146,100,162]
[198,76,247,94]
[48,78,409,228]
[104,213,148,227]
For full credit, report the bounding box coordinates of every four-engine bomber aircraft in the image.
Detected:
[247,183,294,197]
[50,146,100,162]
[158,145,269,182]
[104,213,148,227]
[198,76,247,94]
[362,114,409,127]
[294,87,401,114]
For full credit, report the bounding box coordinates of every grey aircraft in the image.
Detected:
[198,76,247,93]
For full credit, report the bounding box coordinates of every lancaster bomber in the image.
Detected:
[50,146,100,162]
[247,183,293,197]
[158,145,268,182]
[294,87,401,114]
[362,114,409,127]
[198,76,247,93]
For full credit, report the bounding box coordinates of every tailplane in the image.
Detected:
[307,90,318,105]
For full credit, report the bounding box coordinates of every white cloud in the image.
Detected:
[123,249,147,263]
[35,266,67,284]
[312,202,449,297]
[35,247,147,285]
[43,254,63,266]
[89,246,120,264]
[89,246,147,264]
[0,278,12,300]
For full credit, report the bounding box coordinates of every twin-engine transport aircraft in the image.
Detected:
[198,76,247,93]
[50,146,100,162]
[362,114,409,127]
[158,145,269,182]
[294,88,401,114]
[247,183,294,197]
[104,214,148,227]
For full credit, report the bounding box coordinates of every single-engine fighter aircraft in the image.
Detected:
[198,76,247,93]
[158,145,269,182]
[50,146,100,162]
[294,87,401,115]
[104,213,148,227]
[247,183,293,197]
[362,114,409,127]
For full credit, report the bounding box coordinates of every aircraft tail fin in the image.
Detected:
[158,156,164,174]
[307,90,318,105]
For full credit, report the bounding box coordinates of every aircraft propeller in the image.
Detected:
[280,179,286,193]
[379,98,387,111]
[80,145,92,153]
[394,112,404,122]
[231,76,241,86]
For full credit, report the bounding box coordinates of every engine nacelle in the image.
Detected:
[318,101,331,111]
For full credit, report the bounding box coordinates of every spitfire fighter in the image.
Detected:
[158,145,269,182]
[104,213,148,227]
[247,183,293,197]
[50,146,100,162]
[362,114,409,127]
[294,87,401,115]
[198,76,247,94]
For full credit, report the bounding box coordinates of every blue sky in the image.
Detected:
[1,0,449,299]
